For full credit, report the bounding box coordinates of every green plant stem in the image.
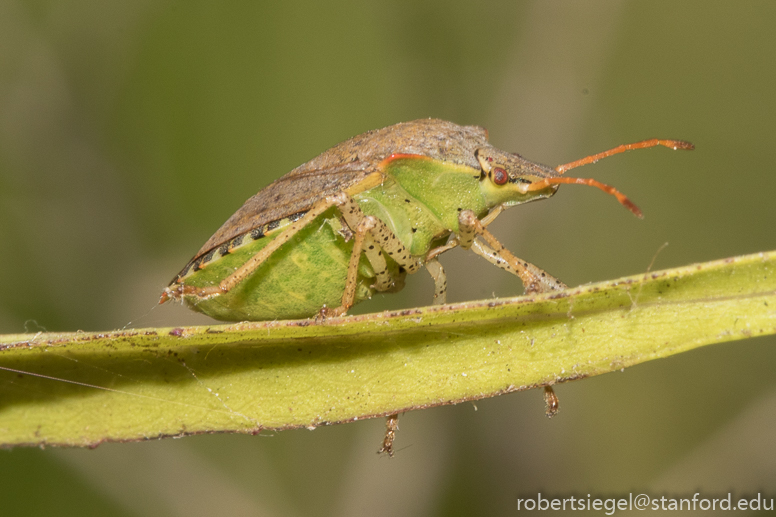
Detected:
[1,251,774,448]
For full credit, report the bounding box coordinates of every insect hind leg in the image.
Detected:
[163,196,346,302]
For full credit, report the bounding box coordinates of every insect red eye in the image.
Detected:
[492,167,508,185]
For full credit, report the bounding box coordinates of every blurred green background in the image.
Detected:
[1,1,775,515]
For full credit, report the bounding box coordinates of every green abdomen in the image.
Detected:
[180,210,377,321]
[176,158,478,321]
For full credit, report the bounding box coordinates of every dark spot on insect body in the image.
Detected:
[250,227,264,240]
[404,199,410,203]
[219,243,230,256]
[411,228,417,233]
[231,234,244,248]
[509,177,532,184]
[203,248,217,264]
[290,211,307,222]
[267,220,281,231]
[192,257,205,271]
[169,328,184,336]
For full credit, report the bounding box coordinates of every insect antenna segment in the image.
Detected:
[555,139,694,174]
[519,138,694,218]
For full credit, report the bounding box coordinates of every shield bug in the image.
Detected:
[161,119,692,321]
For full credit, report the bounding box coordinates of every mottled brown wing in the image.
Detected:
[195,118,490,257]
[196,161,377,256]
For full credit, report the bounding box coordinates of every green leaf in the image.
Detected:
[1,251,774,448]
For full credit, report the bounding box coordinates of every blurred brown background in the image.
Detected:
[1,1,774,515]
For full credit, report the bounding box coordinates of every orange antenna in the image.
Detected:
[556,139,694,174]
[520,177,643,218]
[524,138,695,218]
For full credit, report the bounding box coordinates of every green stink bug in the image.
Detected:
[161,119,692,321]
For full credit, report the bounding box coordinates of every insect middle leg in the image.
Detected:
[327,194,422,316]
[424,258,447,305]
[457,210,567,294]
[325,215,382,317]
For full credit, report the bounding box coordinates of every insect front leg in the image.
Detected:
[424,237,466,305]
[457,210,567,294]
